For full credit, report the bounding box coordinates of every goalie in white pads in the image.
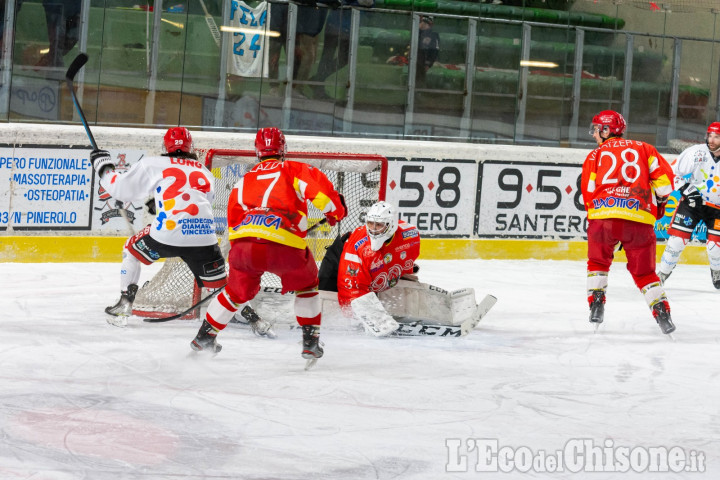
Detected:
[92,127,260,328]
[318,201,496,337]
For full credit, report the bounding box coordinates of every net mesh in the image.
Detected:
[131,150,387,318]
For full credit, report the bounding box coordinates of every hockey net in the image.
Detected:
[131,150,388,319]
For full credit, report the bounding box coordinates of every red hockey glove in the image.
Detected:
[325,193,347,226]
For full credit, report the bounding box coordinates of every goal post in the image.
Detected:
[131,149,388,319]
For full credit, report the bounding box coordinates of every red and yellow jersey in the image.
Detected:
[581,137,674,225]
[337,221,421,307]
[227,158,344,249]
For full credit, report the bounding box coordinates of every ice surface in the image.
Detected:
[1,259,718,479]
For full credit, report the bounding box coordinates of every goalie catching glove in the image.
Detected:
[680,184,702,208]
[91,149,114,177]
[324,193,347,226]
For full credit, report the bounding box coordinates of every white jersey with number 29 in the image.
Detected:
[100,155,218,247]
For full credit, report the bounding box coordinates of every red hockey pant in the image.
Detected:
[225,238,319,302]
[586,218,659,289]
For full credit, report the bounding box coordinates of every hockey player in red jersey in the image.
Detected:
[581,110,676,334]
[92,127,231,327]
[190,127,346,363]
[337,201,419,308]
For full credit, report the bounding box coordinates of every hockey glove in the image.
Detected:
[680,184,702,208]
[91,149,114,177]
[656,194,669,220]
[324,193,347,226]
[145,197,157,215]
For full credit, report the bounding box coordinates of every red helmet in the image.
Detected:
[255,127,286,160]
[707,122,720,135]
[163,127,193,154]
[590,110,627,136]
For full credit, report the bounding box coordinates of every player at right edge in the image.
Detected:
[581,110,676,335]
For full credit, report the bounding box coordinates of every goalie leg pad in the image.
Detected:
[351,292,399,337]
[377,280,477,326]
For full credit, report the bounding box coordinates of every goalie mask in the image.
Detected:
[365,201,398,251]
[163,127,193,154]
[255,127,287,161]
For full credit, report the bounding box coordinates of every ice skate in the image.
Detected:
[588,289,605,328]
[301,325,323,369]
[105,284,138,327]
[240,305,276,339]
[190,320,222,353]
[711,269,720,289]
[652,301,675,335]
[658,270,672,286]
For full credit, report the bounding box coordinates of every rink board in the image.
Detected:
[0,235,711,265]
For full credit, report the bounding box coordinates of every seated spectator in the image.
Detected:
[386,15,440,87]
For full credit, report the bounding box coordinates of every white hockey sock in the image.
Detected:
[120,252,142,291]
[707,240,720,271]
[295,287,321,325]
[659,236,687,274]
[641,281,667,308]
[586,271,608,292]
[206,290,240,330]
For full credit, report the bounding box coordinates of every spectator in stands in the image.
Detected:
[37,0,81,67]
[268,3,328,98]
[3,0,80,68]
[311,0,374,99]
[386,15,440,87]
[416,15,440,87]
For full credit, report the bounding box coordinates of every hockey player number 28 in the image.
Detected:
[598,148,641,185]
[162,168,211,200]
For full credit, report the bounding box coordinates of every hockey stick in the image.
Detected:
[65,53,97,150]
[143,288,223,323]
[142,219,329,323]
[67,53,137,233]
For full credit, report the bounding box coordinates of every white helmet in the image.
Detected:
[365,201,398,251]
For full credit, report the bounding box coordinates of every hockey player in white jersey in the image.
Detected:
[658,122,720,288]
[92,127,267,331]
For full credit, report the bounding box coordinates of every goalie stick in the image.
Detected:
[142,218,329,323]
